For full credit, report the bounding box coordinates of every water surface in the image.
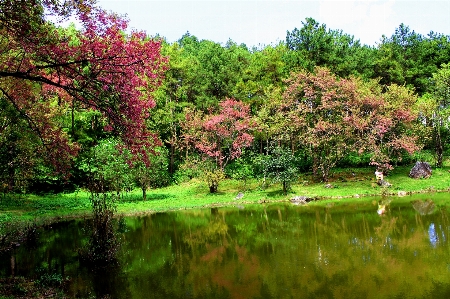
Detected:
[2,193,450,298]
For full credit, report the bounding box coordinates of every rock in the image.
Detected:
[409,161,432,179]
[291,196,313,205]
[234,192,244,200]
[397,191,407,197]
[377,180,392,187]
[324,183,333,189]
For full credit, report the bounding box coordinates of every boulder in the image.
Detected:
[397,191,407,197]
[409,162,432,179]
[377,180,392,187]
[234,192,244,200]
[291,196,313,205]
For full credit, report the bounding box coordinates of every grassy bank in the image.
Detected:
[1,165,450,225]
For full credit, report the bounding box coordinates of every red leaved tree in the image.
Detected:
[182,99,254,192]
[0,0,167,174]
[281,67,362,181]
[280,67,420,181]
[183,98,254,169]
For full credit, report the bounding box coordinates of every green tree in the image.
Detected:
[78,138,133,195]
[263,146,298,195]
[234,43,287,109]
[374,24,450,95]
[150,41,199,175]
[286,18,376,78]
[132,146,170,200]
[0,97,40,192]
[424,63,450,167]
[178,34,250,110]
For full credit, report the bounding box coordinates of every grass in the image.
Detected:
[1,164,450,225]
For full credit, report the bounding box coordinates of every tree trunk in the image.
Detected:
[142,186,147,201]
[169,142,175,175]
[435,126,443,168]
[71,99,75,137]
[209,184,218,193]
[312,156,319,181]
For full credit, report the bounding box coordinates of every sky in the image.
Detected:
[95,0,450,47]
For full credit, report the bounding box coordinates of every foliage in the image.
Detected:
[280,67,361,181]
[35,267,67,288]
[78,138,133,194]
[79,192,121,265]
[224,152,255,183]
[203,169,226,194]
[173,155,205,183]
[0,97,41,192]
[280,67,421,179]
[363,83,422,172]
[0,0,166,174]
[263,146,299,195]
[422,63,450,167]
[182,98,255,170]
[132,146,171,200]
[0,220,38,254]
[338,152,373,168]
[374,24,450,95]
[1,2,450,203]
[286,18,376,78]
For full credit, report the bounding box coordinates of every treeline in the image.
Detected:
[1,3,449,196]
[145,18,450,192]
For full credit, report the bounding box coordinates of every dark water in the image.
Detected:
[2,194,450,298]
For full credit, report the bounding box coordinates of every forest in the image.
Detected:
[1,0,450,198]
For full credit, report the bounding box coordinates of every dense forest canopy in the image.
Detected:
[1,0,450,194]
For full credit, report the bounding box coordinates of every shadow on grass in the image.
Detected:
[0,194,27,209]
[265,190,287,198]
[119,193,170,203]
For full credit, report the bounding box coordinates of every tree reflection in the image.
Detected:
[3,200,450,298]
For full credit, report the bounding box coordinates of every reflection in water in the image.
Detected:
[429,223,438,247]
[412,199,436,215]
[2,194,450,298]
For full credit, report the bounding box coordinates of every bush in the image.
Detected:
[173,155,207,183]
[203,169,226,193]
[35,267,67,287]
[225,154,254,181]
[263,146,299,195]
[79,193,121,266]
[338,152,372,168]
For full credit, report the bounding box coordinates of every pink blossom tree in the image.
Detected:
[280,67,420,181]
[0,1,167,174]
[182,99,254,192]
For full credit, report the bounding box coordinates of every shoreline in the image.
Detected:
[1,164,450,225]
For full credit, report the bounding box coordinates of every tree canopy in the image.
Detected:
[1,6,450,195]
[0,0,166,175]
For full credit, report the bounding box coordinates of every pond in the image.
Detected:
[2,193,450,298]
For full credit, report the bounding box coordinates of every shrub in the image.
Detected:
[263,146,299,195]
